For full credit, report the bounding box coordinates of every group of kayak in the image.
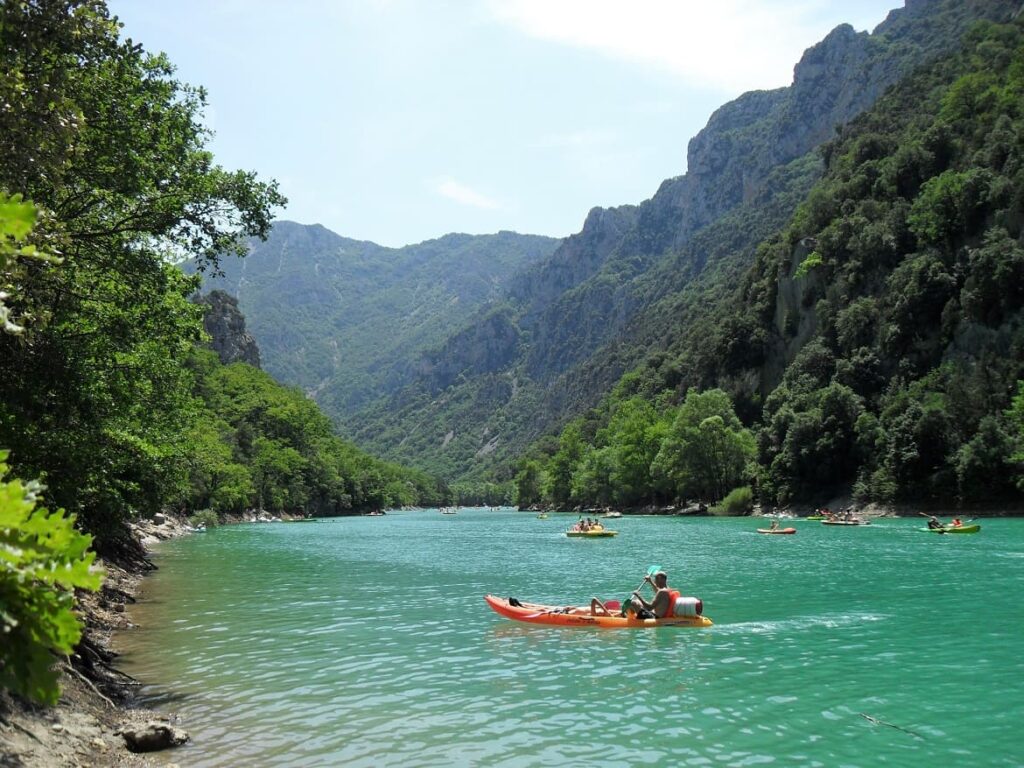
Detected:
[490,510,983,630]
[757,510,982,535]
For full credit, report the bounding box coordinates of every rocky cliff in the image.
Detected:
[512,0,1021,387]
[197,290,262,368]
[188,222,560,416]
[223,1,1022,482]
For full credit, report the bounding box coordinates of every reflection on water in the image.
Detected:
[117,512,1024,767]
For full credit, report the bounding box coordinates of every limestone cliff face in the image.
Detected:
[197,290,261,368]
[190,222,559,414]
[509,204,640,329]
[505,0,1020,386]
[763,241,827,394]
[415,307,521,392]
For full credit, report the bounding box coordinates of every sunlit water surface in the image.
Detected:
[117,510,1024,766]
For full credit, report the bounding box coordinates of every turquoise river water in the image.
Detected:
[117,510,1024,767]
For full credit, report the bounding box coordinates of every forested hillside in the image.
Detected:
[0,0,445,557]
[338,0,1020,486]
[192,222,559,416]
[520,16,1024,510]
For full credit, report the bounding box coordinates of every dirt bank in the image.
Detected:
[0,516,194,768]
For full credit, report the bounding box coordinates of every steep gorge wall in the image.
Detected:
[512,0,1021,387]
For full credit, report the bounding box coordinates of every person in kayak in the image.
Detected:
[624,571,676,619]
[950,517,963,527]
[925,515,943,530]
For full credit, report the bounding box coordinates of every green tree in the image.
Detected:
[0,453,103,704]
[0,1,285,544]
[514,460,543,507]
[543,420,585,506]
[602,397,671,506]
[571,446,616,507]
[1008,382,1024,491]
[955,416,1015,499]
[652,389,755,502]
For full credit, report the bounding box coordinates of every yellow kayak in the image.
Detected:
[566,529,617,537]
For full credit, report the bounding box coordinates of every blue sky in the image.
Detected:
[110,0,901,247]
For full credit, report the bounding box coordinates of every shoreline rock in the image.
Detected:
[0,514,195,767]
[521,501,1024,518]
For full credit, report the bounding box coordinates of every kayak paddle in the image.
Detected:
[635,564,662,591]
[622,564,662,611]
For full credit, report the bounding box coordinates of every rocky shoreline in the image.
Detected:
[0,516,196,767]
[521,498,1024,518]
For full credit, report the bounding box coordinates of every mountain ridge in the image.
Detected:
[190,223,560,415]
[211,0,1022,485]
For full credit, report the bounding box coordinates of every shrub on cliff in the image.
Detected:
[710,486,755,516]
[0,451,102,705]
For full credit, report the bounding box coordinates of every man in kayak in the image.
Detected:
[624,570,674,619]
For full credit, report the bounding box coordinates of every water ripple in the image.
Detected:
[117,512,1024,767]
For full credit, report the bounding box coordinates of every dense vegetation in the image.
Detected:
[309,0,1018,485]
[520,18,1024,510]
[0,0,449,703]
[0,0,272,547]
[193,223,559,415]
[0,195,103,706]
[179,350,446,516]
[514,386,755,510]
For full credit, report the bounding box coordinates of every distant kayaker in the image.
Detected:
[769,519,779,531]
[925,515,943,530]
[624,570,673,619]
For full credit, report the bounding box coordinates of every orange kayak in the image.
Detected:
[757,527,796,535]
[483,595,713,628]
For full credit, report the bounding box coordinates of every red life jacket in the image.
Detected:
[664,589,681,618]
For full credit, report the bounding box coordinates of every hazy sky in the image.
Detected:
[110,0,900,247]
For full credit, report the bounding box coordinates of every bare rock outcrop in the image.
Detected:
[197,289,262,368]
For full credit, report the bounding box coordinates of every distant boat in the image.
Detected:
[566,528,617,538]
[366,510,386,517]
[821,519,870,526]
[603,511,622,518]
[919,524,980,534]
[441,507,457,515]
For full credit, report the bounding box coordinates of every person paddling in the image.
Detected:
[624,570,677,619]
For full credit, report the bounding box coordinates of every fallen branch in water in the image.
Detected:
[859,712,924,739]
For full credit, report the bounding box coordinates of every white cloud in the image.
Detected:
[435,177,502,210]
[489,0,885,94]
